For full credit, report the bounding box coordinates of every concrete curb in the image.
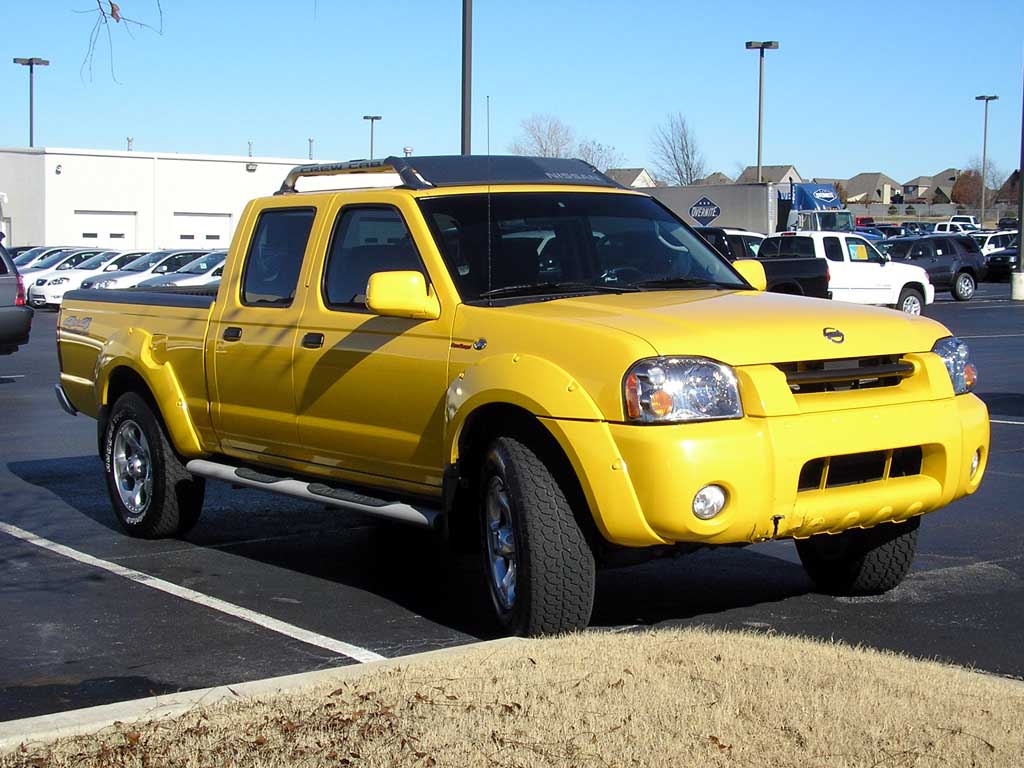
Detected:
[0,637,523,753]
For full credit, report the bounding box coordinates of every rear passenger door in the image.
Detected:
[290,203,450,491]
[929,238,957,288]
[210,205,318,459]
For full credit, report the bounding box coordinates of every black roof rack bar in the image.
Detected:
[277,155,627,195]
[276,157,431,195]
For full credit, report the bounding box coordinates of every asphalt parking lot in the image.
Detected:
[1,284,1022,722]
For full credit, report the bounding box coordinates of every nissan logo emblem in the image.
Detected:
[823,327,845,343]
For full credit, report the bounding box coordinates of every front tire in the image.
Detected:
[103,392,205,538]
[897,286,924,315]
[479,437,596,636]
[796,517,919,595]
[952,271,976,301]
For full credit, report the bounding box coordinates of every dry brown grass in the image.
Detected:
[4,627,1022,767]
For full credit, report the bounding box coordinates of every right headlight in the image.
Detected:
[48,277,70,286]
[93,279,116,289]
[932,336,977,394]
[623,357,743,423]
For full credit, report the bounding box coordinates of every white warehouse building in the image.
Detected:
[0,146,325,250]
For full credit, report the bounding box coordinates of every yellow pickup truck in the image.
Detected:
[56,155,989,636]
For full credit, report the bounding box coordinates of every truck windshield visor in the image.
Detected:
[418,192,745,301]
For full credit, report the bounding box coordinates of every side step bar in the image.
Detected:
[185,459,441,530]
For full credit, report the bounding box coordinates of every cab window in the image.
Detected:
[241,208,316,307]
[322,206,425,309]
[823,236,844,262]
[845,238,882,263]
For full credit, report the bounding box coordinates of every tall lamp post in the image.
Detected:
[744,41,778,183]
[1012,64,1024,301]
[362,115,381,160]
[13,57,49,147]
[975,95,998,229]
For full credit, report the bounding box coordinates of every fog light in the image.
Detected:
[970,449,981,479]
[693,484,727,520]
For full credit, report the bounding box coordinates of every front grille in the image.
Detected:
[776,354,913,393]
[797,446,923,491]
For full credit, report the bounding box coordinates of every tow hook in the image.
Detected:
[771,515,784,538]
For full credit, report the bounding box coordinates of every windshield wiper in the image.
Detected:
[477,281,641,299]
[632,277,738,290]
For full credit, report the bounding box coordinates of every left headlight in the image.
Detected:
[932,336,977,394]
[48,277,69,285]
[623,357,743,423]
[94,279,116,289]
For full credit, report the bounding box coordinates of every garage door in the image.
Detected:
[173,212,232,248]
[74,210,137,248]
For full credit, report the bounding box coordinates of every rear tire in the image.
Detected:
[952,271,975,301]
[796,517,919,596]
[479,436,595,636]
[896,287,924,315]
[103,392,205,538]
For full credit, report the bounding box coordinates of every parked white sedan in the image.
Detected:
[80,250,208,290]
[28,250,151,307]
[137,251,226,288]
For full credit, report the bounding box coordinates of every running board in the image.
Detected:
[185,459,441,530]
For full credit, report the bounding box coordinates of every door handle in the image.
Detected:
[222,326,242,342]
[301,332,325,349]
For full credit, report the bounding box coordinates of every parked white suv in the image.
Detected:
[935,222,976,234]
[970,230,1017,257]
[760,231,934,314]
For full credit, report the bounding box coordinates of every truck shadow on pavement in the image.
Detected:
[7,456,815,638]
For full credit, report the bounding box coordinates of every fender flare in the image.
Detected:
[95,328,205,457]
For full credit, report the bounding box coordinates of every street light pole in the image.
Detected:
[461,0,472,155]
[362,115,381,160]
[1012,62,1024,300]
[976,95,998,228]
[745,42,778,183]
[13,57,50,147]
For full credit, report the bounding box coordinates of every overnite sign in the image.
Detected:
[689,196,721,226]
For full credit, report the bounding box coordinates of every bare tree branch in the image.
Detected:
[650,113,707,186]
[575,139,624,172]
[80,1,165,81]
[509,114,577,158]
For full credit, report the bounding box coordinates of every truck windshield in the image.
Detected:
[802,211,854,232]
[418,192,745,301]
[178,252,226,274]
[123,251,174,271]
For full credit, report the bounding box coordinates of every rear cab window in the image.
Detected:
[241,208,317,307]
[762,236,815,258]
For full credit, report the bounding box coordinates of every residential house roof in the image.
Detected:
[844,172,901,202]
[735,164,802,184]
[694,171,732,185]
[604,168,656,188]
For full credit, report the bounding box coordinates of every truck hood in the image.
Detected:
[504,289,951,365]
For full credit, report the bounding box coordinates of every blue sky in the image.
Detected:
[2,0,1022,184]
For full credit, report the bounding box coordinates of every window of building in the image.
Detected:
[241,208,316,307]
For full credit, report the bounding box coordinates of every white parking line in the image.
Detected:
[960,333,1024,339]
[0,374,26,379]
[0,521,385,664]
[991,419,1024,426]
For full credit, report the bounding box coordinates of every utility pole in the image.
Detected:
[308,138,314,161]
[362,115,382,160]
[13,57,49,147]
[744,42,778,183]
[461,0,472,154]
[976,95,998,229]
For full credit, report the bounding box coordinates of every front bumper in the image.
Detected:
[547,390,988,548]
[924,283,935,304]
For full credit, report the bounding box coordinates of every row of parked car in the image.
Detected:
[696,224,1004,312]
[8,246,226,309]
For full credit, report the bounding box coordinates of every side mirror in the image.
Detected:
[154,265,168,274]
[366,271,440,320]
[104,263,120,271]
[732,259,767,292]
